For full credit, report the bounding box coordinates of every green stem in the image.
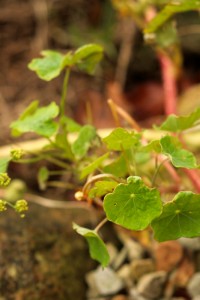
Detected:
[94,217,108,233]
[151,157,169,187]
[60,68,70,118]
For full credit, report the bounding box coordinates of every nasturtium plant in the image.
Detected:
[4,40,200,268]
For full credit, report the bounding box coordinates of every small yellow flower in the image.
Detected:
[0,173,11,187]
[0,200,7,212]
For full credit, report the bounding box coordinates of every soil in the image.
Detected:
[0,202,97,300]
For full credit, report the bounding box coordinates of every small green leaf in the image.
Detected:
[11,100,39,137]
[159,107,200,132]
[37,167,49,190]
[160,135,198,168]
[144,0,200,34]
[155,20,178,48]
[104,176,162,231]
[152,191,200,242]
[141,140,161,153]
[73,223,110,267]
[73,44,103,74]
[103,128,140,151]
[72,125,97,159]
[103,154,128,177]
[54,133,74,160]
[80,153,109,179]
[28,50,72,81]
[61,116,81,133]
[89,180,118,198]
[10,102,59,138]
[0,158,10,173]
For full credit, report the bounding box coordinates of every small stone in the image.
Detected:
[187,273,200,297]
[173,254,195,287]
[154,241,183,272]
[106,243,118,265]
[86,266,124,296]
[193,296,200,300]
[137,271,167,299]
[118,232,144,261]
[117,264,133,287]
[179,237,200,251]
[111,295,128,300]
[130,258,155,281]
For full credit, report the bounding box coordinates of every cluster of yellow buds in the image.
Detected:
[0,173,11,187]
[0,200,7,211]
[10,148,24,161]
[15,199,28,218]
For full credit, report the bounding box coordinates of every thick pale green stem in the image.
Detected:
[60,68,70,118]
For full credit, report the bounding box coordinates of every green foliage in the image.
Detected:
[72,125,97,159]
[104,176,162,230]
[152,192,200,241]
[10,102,59,138]
[144,0,200,34]
[89,180,118,198]
[160,136,198,168]
[158,108,200,132]
[5,39,200,269]
[80,153,110,179]
[72,44,104,74]
[103,128,140,151]
[73,223,110,267]
[28,50,72,81]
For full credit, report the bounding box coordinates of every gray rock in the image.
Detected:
[137,271,167,299]
[86,266,124,296]
[117,264,133,288]
[188,273,200,297]
[118,232,144,261]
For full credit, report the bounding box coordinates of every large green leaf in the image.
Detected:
[144,0,200,34]
[73,223,110,267]
[152,191,200,242]
[160,135,198,168]
[10,102,59,138]
[104,176,162,231]
[72,125,97,159]
[158,108,200,132]
[73,44,103,74]
[80,153,109,179]
[28,50,73,81]
[103,128,140,151]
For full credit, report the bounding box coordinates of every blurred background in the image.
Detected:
[1,0,200,145]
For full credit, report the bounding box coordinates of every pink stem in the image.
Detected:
[183,169,200,193]
[158,51,177,115]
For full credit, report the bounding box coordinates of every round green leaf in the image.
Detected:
[104,176,162,231]
[160,136,198,168]
[152,191,200,242]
